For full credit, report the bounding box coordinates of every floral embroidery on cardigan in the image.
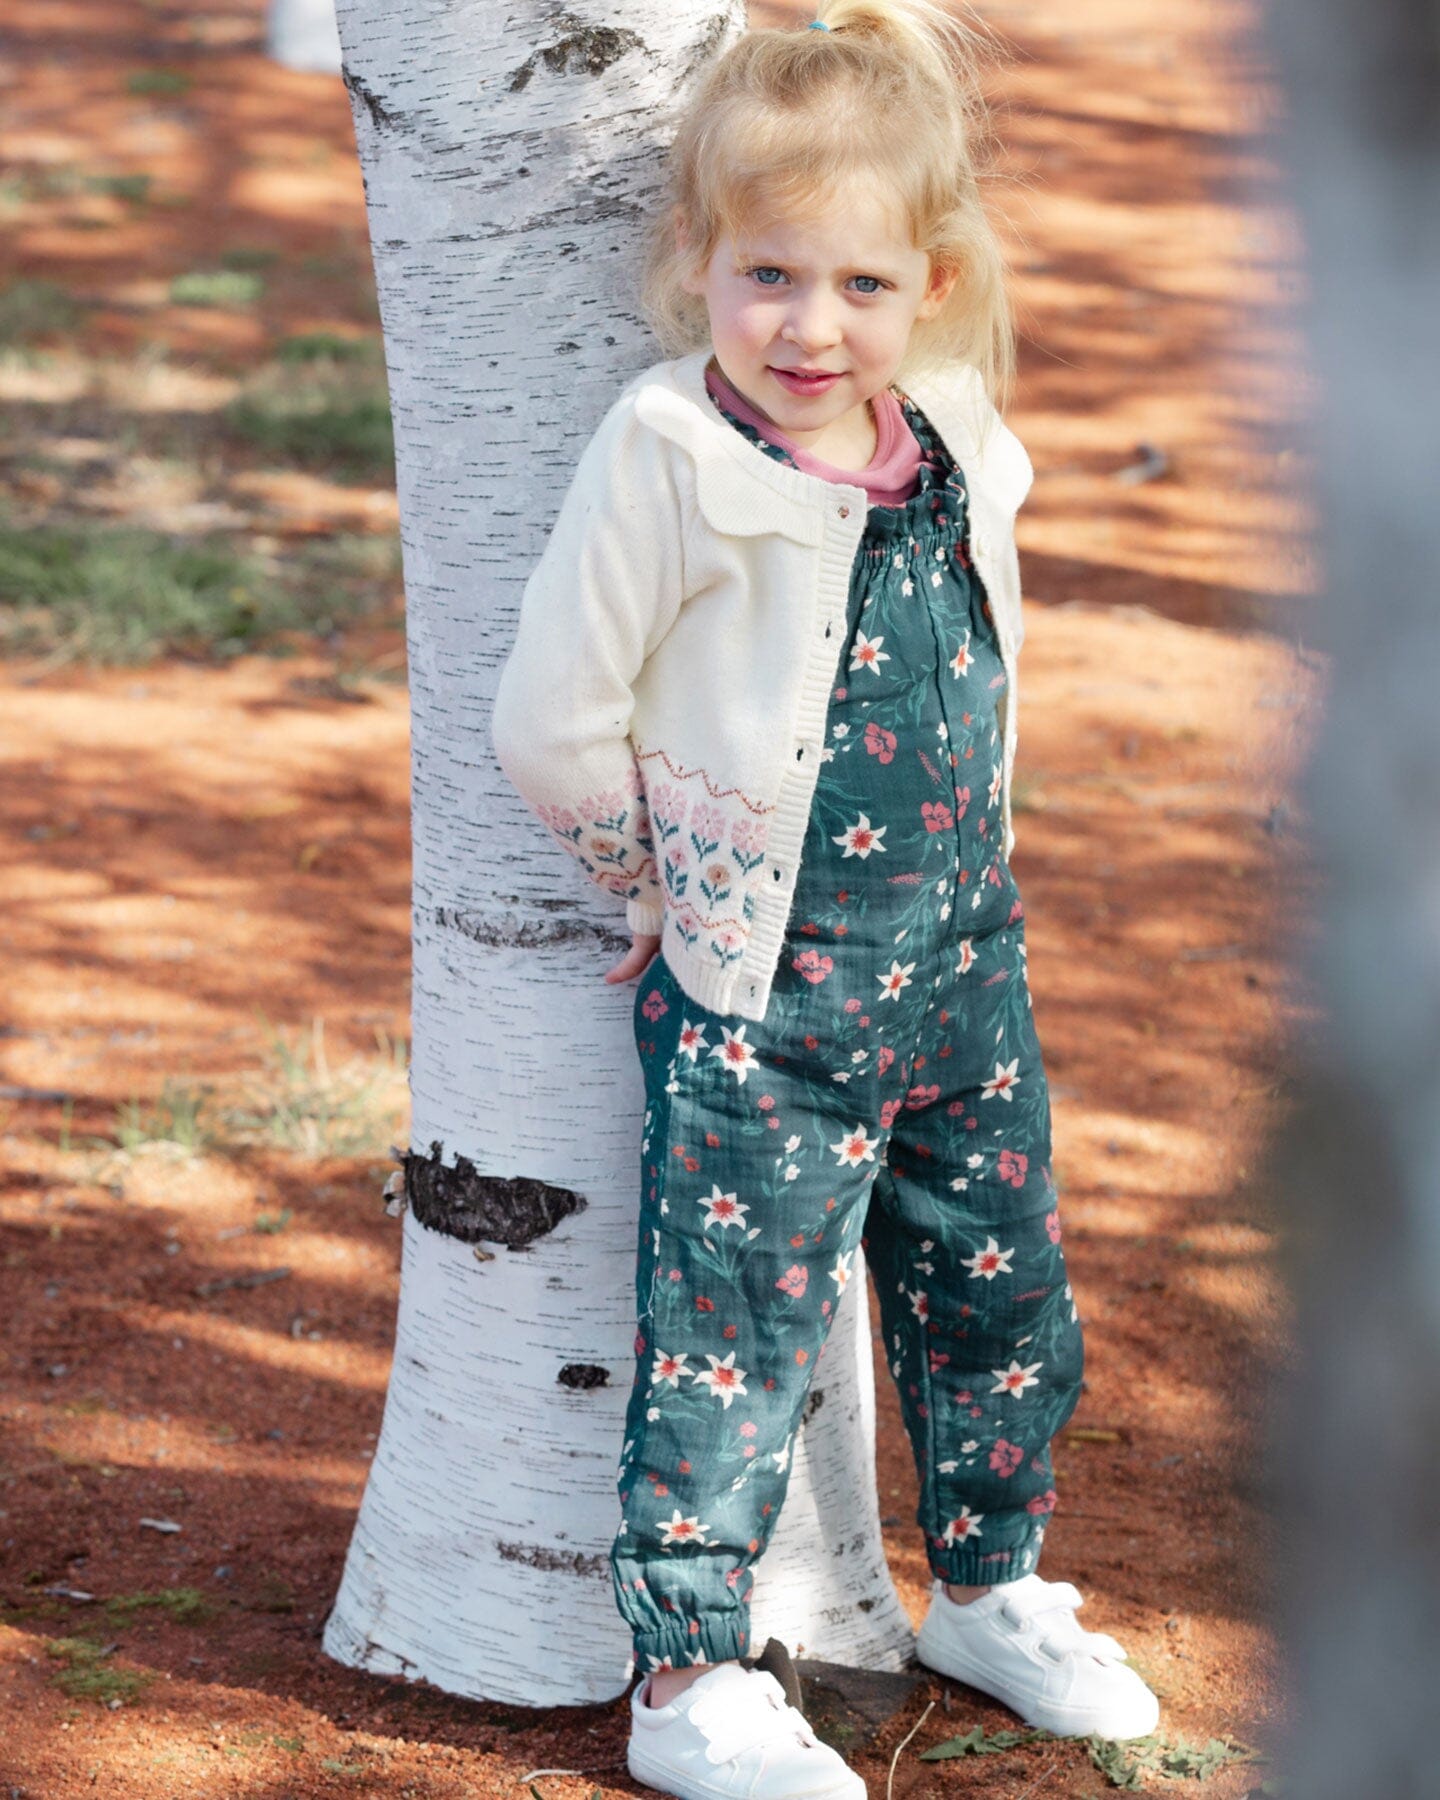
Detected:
[534,759,658,903]
[633,749,774,972]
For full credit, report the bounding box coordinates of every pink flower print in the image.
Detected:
[669,1268,682,1281]
[739,1421,757,1438]
[877,1045,896,1076]
[905,1083,940,1111]
[844,997,862,1014]
[792,949,834,985]
[989,1439,1025,1478]
[730,815,767,857]
[757,1093,775,1111]
[1046,1209,1062,1243]
[665,845,689,879]
[689,801,724,846]
[880,1097,903,1129]
[864,721,897,764]
[641,988,669,1023]
[997,1149,1028,1188]
[953,786,971,820]
[1026,1490,1058,1516]
[705,862,732,897]
[1008,898,1024,924]
[929,1349,950,1375]
[776,1264,809,1299]
[921,800,954,834]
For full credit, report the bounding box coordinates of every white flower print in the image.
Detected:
[785,1133,803,1153]
[960,1440,980,1454]
[850,630,890,673]
[832,813,887,857]
[938,1459,959,1474]
[709,1024,759,1084]
[692,1351,748,1409]
[982,1058,1021,1101]
[963,1237,1015,1280]
[949,1176,969,1192]
[651,1349,690,1388]
[660,1510,710,1548]
[989,763,1003,807]
[901,577,914,596]
[773,1432,793,1474]
[955,938,976,975]
[783,1163,800,1182]
[830,1250,855,1293]
[950,631,974,678]
[646,1654,676,1671]
[699,1185,750,1231]
[943,1506,984,1545]
[830,1125,881,1168]
[990,1358,1043,1398]
[877,958,916,1000]
[677,1019,709,1062]
[907,1288,930,1322]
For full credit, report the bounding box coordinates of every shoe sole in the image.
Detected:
[628,1740,865,1800]
[915,1633,1160,1741]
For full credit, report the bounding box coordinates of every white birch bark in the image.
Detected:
[320,0,917,1706]
[1260,1,1440,1792]
[266,0,343,74]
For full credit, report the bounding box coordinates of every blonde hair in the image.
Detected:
[639,0,1017,413]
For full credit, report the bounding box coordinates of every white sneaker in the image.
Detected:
[627,1661,867,1800]
[915,1573,1160,1741]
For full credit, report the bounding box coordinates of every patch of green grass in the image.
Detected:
[113,1080,215,1155]
[1085,1731,1265,1789]
[127,70,192,97]
[104,1586,214,1625]
[222,246,280,273]
[45,1635,153,1705]
[224,1016,409,1158]
[0,517,401,665]
[88,173,153,203]
[253,1207,293,1234]
[170,269,263,308]
[224,383,393,482]
[275,330,382,365]
[0,279,82,344]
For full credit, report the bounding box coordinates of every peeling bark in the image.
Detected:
[404,1140,585,1250]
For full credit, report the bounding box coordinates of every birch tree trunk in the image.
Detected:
[320,0,917,1707]
[1261,0,1440,1791]
[267,0,343,74]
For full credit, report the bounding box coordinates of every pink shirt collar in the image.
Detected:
[704,363,923,506]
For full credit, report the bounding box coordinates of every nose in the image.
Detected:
[779,286,842,353]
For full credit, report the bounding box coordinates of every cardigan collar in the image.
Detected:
[631,347,1031,542]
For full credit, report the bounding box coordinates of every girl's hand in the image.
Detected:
[604,932,661,985]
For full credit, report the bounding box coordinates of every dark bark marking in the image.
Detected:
[495,1539,609,1577]
[404,1140,585,1249]
[342,69,408,133]
[557,1362,610,1390]
[435,903,629,952]
[508,17,645,92]
[805,1386,825,1419]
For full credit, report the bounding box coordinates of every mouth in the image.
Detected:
[769,366,844,394]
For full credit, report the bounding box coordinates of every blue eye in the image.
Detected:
[852,275,882,294]
[750,266,784,286]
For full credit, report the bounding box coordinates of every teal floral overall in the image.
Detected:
[610,394,1084,1674]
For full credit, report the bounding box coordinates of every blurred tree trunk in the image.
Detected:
[1262,0,1440,1792]
[319,1,917,1706]
[267,0,342,73]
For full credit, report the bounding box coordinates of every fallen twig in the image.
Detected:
[886,1697,935,1800]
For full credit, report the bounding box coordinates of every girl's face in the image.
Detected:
[678,182,956,459]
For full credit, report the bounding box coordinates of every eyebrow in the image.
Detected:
[733,251,908,281]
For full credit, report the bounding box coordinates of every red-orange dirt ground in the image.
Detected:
[1,1,1321,1794]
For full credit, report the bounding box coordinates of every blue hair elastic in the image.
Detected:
[808,18,830,27]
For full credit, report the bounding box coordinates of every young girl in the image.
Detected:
[491,3,1160,1794]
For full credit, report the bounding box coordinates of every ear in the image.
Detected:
[916,257,960,321]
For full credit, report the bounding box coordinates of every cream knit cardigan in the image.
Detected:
[491,346,1035,1024]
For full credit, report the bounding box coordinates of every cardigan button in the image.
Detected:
[837,504,850,519]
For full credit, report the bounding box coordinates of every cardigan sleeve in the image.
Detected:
[490,398,687,929]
